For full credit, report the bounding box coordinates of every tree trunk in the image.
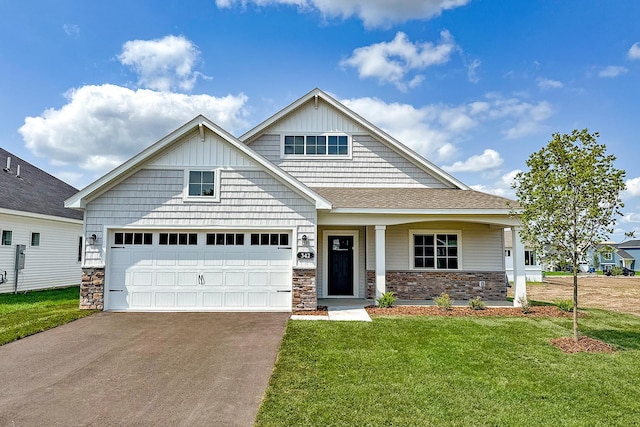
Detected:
[573,269,579,342]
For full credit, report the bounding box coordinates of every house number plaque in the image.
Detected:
[297,252,314,259]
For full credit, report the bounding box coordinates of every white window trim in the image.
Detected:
[280,133,352,160]
[603,252,613,261]
[30,231,41,248]
[182,168,221,203]
[408,229,462,271]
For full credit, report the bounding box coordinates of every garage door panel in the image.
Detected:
[202,292,223,307]
[107,230,293,311]
[156,272,176,286]
[177,271,198,286]
[177,292,197,307]
[131,292,152,307]
[248,292,268,307]
[224,292,244,307]
[155,292,176,307]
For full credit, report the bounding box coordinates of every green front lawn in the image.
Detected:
[257,310,640,426]
[0,286,97,346]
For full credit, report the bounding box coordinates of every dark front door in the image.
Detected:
[328,235,354,296]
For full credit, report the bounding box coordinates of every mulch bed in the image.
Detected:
[549,336,616,354]
[364,305,578,317]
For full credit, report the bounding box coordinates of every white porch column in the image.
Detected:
[375,225,386,300]
[511,226,527,306]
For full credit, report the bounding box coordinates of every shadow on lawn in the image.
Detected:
[584,329,640,351]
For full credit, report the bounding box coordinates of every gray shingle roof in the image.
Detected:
[0,148,83,220]
[313,187,518,210]
[619,239,640,248]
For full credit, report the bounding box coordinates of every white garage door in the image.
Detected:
[106,230,293,311]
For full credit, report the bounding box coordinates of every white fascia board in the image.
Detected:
[65,115,210,209]
[240,88,469,190]
[0,207,84,225]
[329,208,519,216]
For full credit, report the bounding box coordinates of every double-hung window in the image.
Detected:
[283,134,349,157]
[184,170,220,202]
[411,231,459,270]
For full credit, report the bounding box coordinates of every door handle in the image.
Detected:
[276,289,291,293]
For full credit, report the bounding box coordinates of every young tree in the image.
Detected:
[513,129,626,341]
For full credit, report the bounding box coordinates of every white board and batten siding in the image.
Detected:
[366,222,504,271]
[0,212,82,293]
[247,100,454,189]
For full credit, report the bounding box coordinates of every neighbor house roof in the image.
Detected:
[239,88,470,190]
[0,148,83,221]
[595,243,634,260]
[315,187,518,212]
[618,239,640,248]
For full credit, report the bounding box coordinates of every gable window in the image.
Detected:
[283,134,349,157]
[603,252,613,261]
[1,230,11,246]
[184,170,220,202]
[411,231,459,270]
[31,232,40,247]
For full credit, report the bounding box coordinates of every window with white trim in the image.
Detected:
[524,250,535,266]
[184,170,220,202]
[411,232,459,270]
[603,252,613,261]
[283,134,349,157]
[1,230,11,246]
[31,232,40,247]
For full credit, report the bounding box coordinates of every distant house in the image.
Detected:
[0,148,83,293]
[592,240,639,272]
[66,88,528,312]
[504,229,542,282]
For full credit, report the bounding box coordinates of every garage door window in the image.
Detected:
[206,233,245,245]
[159,233,198,245]
[250,233,289,246]
[115,232,153,245]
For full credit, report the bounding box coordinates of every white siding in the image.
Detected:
[148,128,257,168]
[249,134,452,188]
[266,99,367,134]
[366,222,504,271]
[0,213,82,293]
[83,169,316,268]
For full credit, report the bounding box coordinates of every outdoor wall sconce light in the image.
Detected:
[301,234,308,245]
[88,234,97,246]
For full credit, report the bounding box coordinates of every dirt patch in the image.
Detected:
[515,275,640,316]
[549,336,615,354]
[365,305,573,317]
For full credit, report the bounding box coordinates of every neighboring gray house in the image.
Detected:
[66,88,527,312]
[0,148,84,293]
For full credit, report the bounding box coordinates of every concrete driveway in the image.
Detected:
[0,312,289,426]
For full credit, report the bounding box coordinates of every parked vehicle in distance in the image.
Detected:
[622,267,636,276]
[603,266,636,276]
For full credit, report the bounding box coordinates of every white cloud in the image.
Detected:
[624,177,640,197]
[341,31,456,91]
[442,149,503,173]
[62,24,80,37]
[470,169,521,198]
[341,93,552,163]
[215,0,470,28]
[628,42,640,60]
[466,58,481,83]
[620,212,640,224]
[19,84,248,185]
[118,35,208,92]
[537,77,563,89]
[598,65,628,78]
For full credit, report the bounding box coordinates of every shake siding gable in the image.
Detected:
[249,134,452,188]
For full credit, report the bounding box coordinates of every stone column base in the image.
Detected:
[292,269,317,310]
[80,267,105,310]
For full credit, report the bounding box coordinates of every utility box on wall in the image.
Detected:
[15,244,26,270]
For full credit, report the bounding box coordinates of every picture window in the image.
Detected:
[412,232,459,270]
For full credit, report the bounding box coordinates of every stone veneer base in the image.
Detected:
[80,267,105,310]
[292,268,317,311]
[366,270,506,301]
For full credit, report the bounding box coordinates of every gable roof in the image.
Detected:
[0,148,83,221]
[65,116,332,210]
[618,239,640,248]
[315,187,516,213]
[239,88,470,190]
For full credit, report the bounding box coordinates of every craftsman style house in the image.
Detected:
[66,89,526,311]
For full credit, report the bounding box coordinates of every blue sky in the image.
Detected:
[1,0,639,240]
